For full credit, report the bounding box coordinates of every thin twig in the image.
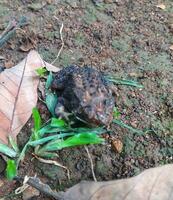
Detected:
[0,19,17,39]
[51,18,64,65]
[84,145,97,182]
[14,176,64,200]
[0,16,28,48]
[34,155,70,180]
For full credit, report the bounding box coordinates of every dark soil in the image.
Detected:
[0,0,173,199]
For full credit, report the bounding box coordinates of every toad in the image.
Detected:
[51,65,115,126]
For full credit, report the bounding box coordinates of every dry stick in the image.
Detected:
[0,17,28,48]
[84,145,97,182]
[14,176,64,200]
[51,18,64,65]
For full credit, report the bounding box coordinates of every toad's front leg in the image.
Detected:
[55,97,71,120]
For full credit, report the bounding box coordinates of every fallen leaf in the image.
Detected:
[169,45,173,50]
[61,164,173,200]
[0,51,40,144]
[156,4,166,10]
[0,50,59,144]
[112,139,123,153]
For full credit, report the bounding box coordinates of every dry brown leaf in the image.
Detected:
[0,50,59,144]
[112,139,123,153]
[61,164,173,200]
[156,4,166,10]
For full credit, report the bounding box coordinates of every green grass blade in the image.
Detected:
[6,159,17,180]
[63,133,104,147]
[51,118,67,128]
[38,123,105,138]
[39,133,104,152]
[16,141,30,167]
[32,107,41,132]
[113,119,144,135]
[38,124,70,137]
[29,135,59,146]
[29,132,78,147]
[0,143,17,157]
[46,92,58,117]
[105,76,143,88]
[46,72,53,89]
[38,124,52,137]
[8,136,19,153]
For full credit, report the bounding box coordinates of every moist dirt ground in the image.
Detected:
[0,0,173,199]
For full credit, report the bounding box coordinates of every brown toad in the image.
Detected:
[51,65,115,126]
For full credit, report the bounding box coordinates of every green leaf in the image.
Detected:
[29,135,62,147]
[32,107,41,133]
[39,133,104,152]
[38,124,53,137]
[29,132,77,147]
[35,67,47,77]
[0,143,17,157]
[16,141,31,167]
[51,118,67,128]
[46,92,58,116]
[6,159,17,180]
[8,136,19,153]
[46,72,53,90]
[62,133,104,147]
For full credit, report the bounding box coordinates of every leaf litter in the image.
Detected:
[0,50,59,144]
